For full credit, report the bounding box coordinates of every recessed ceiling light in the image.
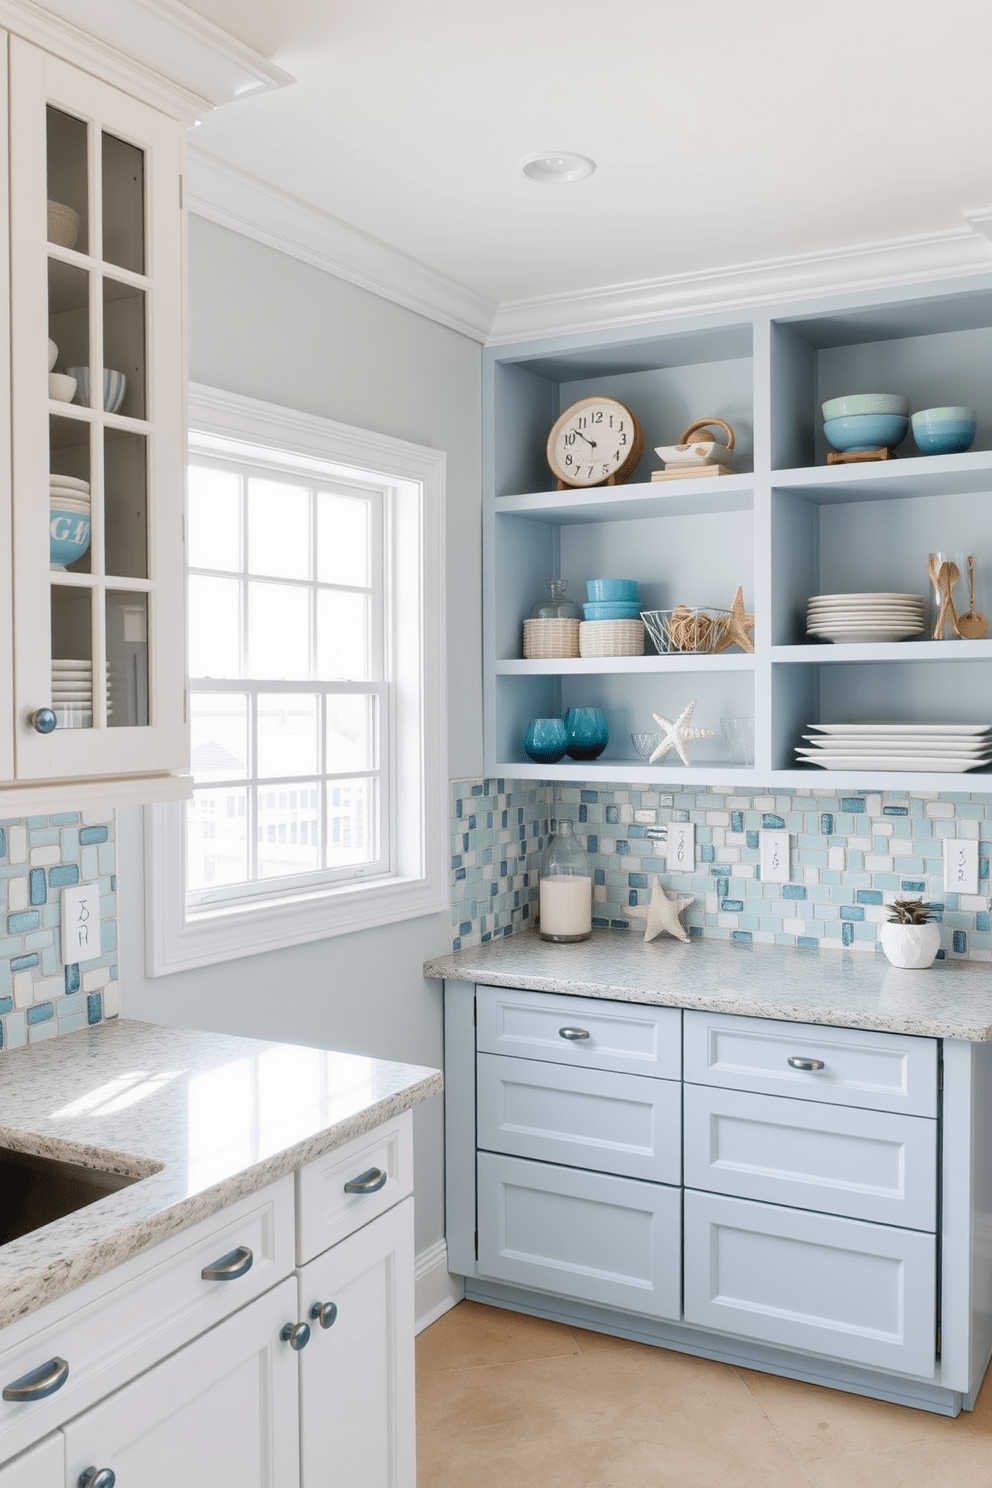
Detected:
[522,152,596,185]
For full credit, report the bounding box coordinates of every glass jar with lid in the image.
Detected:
[529,579,581,620]
[538,819,592,942]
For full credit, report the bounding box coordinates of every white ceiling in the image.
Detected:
[179,0,992,313]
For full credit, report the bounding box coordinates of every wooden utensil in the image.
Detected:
[930,556,962,639]
[957,555,988,639]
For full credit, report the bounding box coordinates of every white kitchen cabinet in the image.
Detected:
[0,1434,61,1487]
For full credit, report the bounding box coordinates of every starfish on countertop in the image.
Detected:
[628,876,694,943]
[649,699,715,766]
[713,585,754,654]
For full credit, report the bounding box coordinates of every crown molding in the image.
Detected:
[488,220,992,343]
[0,0,292,120]
[186,147,497,343]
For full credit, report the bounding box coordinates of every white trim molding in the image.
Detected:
[415,1240,463,1334]
[145,383,448,976]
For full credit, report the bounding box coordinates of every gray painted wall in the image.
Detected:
[119,215,484,1256]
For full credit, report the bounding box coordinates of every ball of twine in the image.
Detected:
[666,605,714,652]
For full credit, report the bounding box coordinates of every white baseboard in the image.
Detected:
[415,1239,463,1334]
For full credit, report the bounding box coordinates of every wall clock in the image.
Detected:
[546,395,644,489]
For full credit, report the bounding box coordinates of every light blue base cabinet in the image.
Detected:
[444,979,992,1417]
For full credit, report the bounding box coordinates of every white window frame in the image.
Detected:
[144,383,447,975]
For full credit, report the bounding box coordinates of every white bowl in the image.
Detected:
[48,339,58,372]
[49,372,77,403]
[47,199,80,250]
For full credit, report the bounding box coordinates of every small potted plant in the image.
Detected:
[879,899,941,969]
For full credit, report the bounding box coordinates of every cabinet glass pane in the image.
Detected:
[51,586,94,731]
[317,491,370,586]
[248,479,309,580]
[106,590,148,727]
[102,131,145,275]
[48,260,90,389]
[327,695,377,771]
[257,781,321,878]
[189,575,241,678]
[191,693,249,782]
[248,582,310,679]
[188,467,241,571]
[105,429,147,578]
[103,279,145,419]
[188,786,249,892]
[46,107,88,257]
[257,693,319,777]
[327,778,375,867]
[316,591,369,680]
[49,416,92,574]
[50,414,91,484]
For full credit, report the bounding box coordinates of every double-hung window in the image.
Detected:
[145,385,447,974]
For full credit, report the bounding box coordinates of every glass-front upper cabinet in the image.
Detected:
[7,38,187,794]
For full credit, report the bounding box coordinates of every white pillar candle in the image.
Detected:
[539,874,592,940]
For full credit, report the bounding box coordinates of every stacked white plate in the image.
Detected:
[51,659,110,729]
[796,722,992,773]
[50,473,90,514]
[806,592,925,644]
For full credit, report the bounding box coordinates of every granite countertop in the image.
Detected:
[425,930,992,1041]
[0,1018,441,1328]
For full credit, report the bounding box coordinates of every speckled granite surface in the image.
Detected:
[424,930,992,1041]
[0,1019,440,1327]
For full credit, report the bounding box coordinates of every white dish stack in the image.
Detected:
[796,722,992,773]
[806,592,925,644]
[50,471,91,514]
[51,659,111,729]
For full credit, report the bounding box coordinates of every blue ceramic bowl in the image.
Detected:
[583,601,642,620]
[524,717,568,764]
[67,365,126,414]
[911,406,977,455]
[821,393,909,420]
[50,507,91,568]
[822,414,909,452]
[586,578,638,603]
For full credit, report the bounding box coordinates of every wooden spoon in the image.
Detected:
[928,555,944,638]
[939,560,962,638]
[957,554,988,639]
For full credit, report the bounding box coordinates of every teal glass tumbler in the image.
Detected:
[524,717,568,764]
[564,707,608,761]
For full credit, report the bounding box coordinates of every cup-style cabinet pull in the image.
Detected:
[343,1167,387,1195]
[309,1300,339,1330]
[280,1320,311,1351]
[787,1056,825,1071]
[201,1244,253,1282]
[78,1469,116,1488]
[2,1355,69,1402]
[559,1027,590,1041]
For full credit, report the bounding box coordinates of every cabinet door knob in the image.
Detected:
[787,1056,825,1071]
[78,1469,116,1488]
[2,1355,69,1402]
[280,1320,311,1351]
[309,1300,338,1329]
[559,1026,590,1041]
[343,1166,387,1195]
[201,1244,253,1282]
[29,708,57,734]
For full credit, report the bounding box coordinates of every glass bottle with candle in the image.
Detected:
[539,819,592,942]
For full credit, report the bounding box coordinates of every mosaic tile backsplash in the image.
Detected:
[449,780,992,962]
[0,812,118,1054]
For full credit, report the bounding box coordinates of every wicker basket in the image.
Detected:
[523,617,580,659]
[578,619,645,657]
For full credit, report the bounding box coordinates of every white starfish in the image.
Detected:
[628,876,694,943]
[649,699,715,766]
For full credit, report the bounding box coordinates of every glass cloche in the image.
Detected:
[530,579,581,620]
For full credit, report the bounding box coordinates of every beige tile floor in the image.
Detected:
[416,1301,992,1487]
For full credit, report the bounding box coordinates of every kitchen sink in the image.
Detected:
[0,1145,147,1244]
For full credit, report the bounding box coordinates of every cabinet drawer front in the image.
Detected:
[478,1053,681,1184]
[478,1152,681,1320]
[683,1190,936,1378]
[296,1111,413,1265]
[684,1085,937,1229]
[477,985,681,1078]
[683,1010,937,1116]
[0,1176,295,1463]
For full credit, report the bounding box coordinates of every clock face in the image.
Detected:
[546,396,643,488]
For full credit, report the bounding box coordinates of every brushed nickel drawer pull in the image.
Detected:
[344,1167,387,1195]
[78,1469,116,1488]
[559,1027,590,1041]
[280,1320,311,1351]
[3,1356,69,1402]
[309,1300,339,1329]
[787,1056,825,1071]
[201,1244,253,1281]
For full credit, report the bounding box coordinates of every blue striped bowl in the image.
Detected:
[67,366,127,414]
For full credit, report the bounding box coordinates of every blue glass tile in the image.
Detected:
[646,828,666,841]
[587,835,598,853]
[470,784,484,796]
[79,826,109,845]
[820,814,834,835]
[48,864,79,887]
[628,873,648,889]
[673,810,689,822]
[7,911,39,934]
[842,922,855,946]
[26,1003,54,1025]
[86,992,103,1025]
[721,899,745,912]
[688,925,703,938]
[731,931,753,944]
[578,805,588,823]
[977,912,990,932]
[797,936,819,948]
[700,844,715,863]
[450,855,462,869]
[840,798,866,814]
[592,916,611,928]
[782,884,807,900]
[762,813,785,829]
[981,858,989,881]
[628,890,639,907]
[883,806,909,816]
[467,815,477,830]
[605,806,619,824]
[716,878,729,899]
[10,954,38,972]
[481,931,492,943]
[28,869,46,905]
[0,828,5,856]
[581,791,599,803]
[840,906,865,921]
[610,919,629,930]
[490,882,499,897]
[499,861,507,877]
[454,868,466,881]
[731,811,744,834]
[856,889,883,905]
[901,880,926,892]
[612,840,627,855]
[953,930,968,954]
[594,869,605,886]
[746,831,760,850]
[458,921,472,937]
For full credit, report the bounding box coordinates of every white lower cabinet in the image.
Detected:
[0,1434,61,1487]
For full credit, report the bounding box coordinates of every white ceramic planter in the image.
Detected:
[879,920,941,970]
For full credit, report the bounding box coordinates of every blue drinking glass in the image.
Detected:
[524,717,568,763]
[564,707,609,761]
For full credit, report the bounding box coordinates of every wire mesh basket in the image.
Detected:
[640,606,730,654]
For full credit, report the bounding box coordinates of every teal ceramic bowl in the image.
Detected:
[821,393,909,420]
[583,601,641,620]
[67,366,126,414]
[911,406,977,455]
[586,578,638,603]
[822,414,909,452]
[50,507,91,568]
